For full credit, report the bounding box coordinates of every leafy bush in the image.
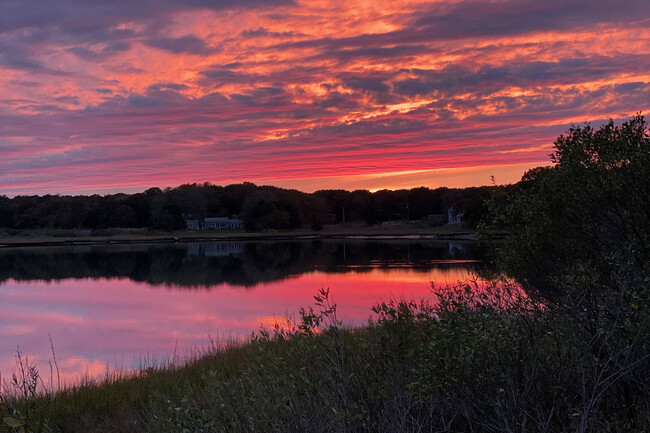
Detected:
[143,282,649,433]
[488,115,650,294]
[485,114,650,432]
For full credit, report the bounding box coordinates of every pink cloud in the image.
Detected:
[0,0,649,195]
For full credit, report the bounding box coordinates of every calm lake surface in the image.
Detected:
[0,239,487,385]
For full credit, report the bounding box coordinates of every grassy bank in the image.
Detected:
[2,284,647,433]
[0,222,481,248]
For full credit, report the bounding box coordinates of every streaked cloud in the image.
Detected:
[0,0,648,195]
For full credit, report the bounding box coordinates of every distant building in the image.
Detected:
[447,207,465,224]
[203,217,244,230]
[184,216,244,230]
[185,218,201,230]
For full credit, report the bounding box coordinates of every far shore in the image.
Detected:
[0,222,494,248]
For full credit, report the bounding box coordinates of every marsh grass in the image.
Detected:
[0,338,251,433]
[1,283,648,433]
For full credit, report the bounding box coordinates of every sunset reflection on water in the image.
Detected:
[0,240,503,386]
[0,265,478,385]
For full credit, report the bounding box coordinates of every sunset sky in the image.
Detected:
[1,0,649,196]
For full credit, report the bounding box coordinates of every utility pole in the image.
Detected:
[342,206,345,224]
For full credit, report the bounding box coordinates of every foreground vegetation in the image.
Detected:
[1,115,648,432]
[1,280,647,433]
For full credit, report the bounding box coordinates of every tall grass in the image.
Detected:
[1,283,648,432]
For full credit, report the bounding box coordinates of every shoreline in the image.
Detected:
[0,225,494,248]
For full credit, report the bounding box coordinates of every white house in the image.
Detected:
[185,219,201,230]
[447,207,465,224]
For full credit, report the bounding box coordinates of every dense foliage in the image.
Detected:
[2,281,647,432]
[485,115,650,431]
[0,184,493,232]
[489,114,650,293]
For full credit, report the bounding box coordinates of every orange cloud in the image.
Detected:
[0,0,648,195]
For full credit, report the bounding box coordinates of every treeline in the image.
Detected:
[0,183,494,232]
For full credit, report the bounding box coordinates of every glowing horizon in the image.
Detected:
[0,0,648,195]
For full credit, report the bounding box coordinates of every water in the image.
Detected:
[0,240,487,385]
